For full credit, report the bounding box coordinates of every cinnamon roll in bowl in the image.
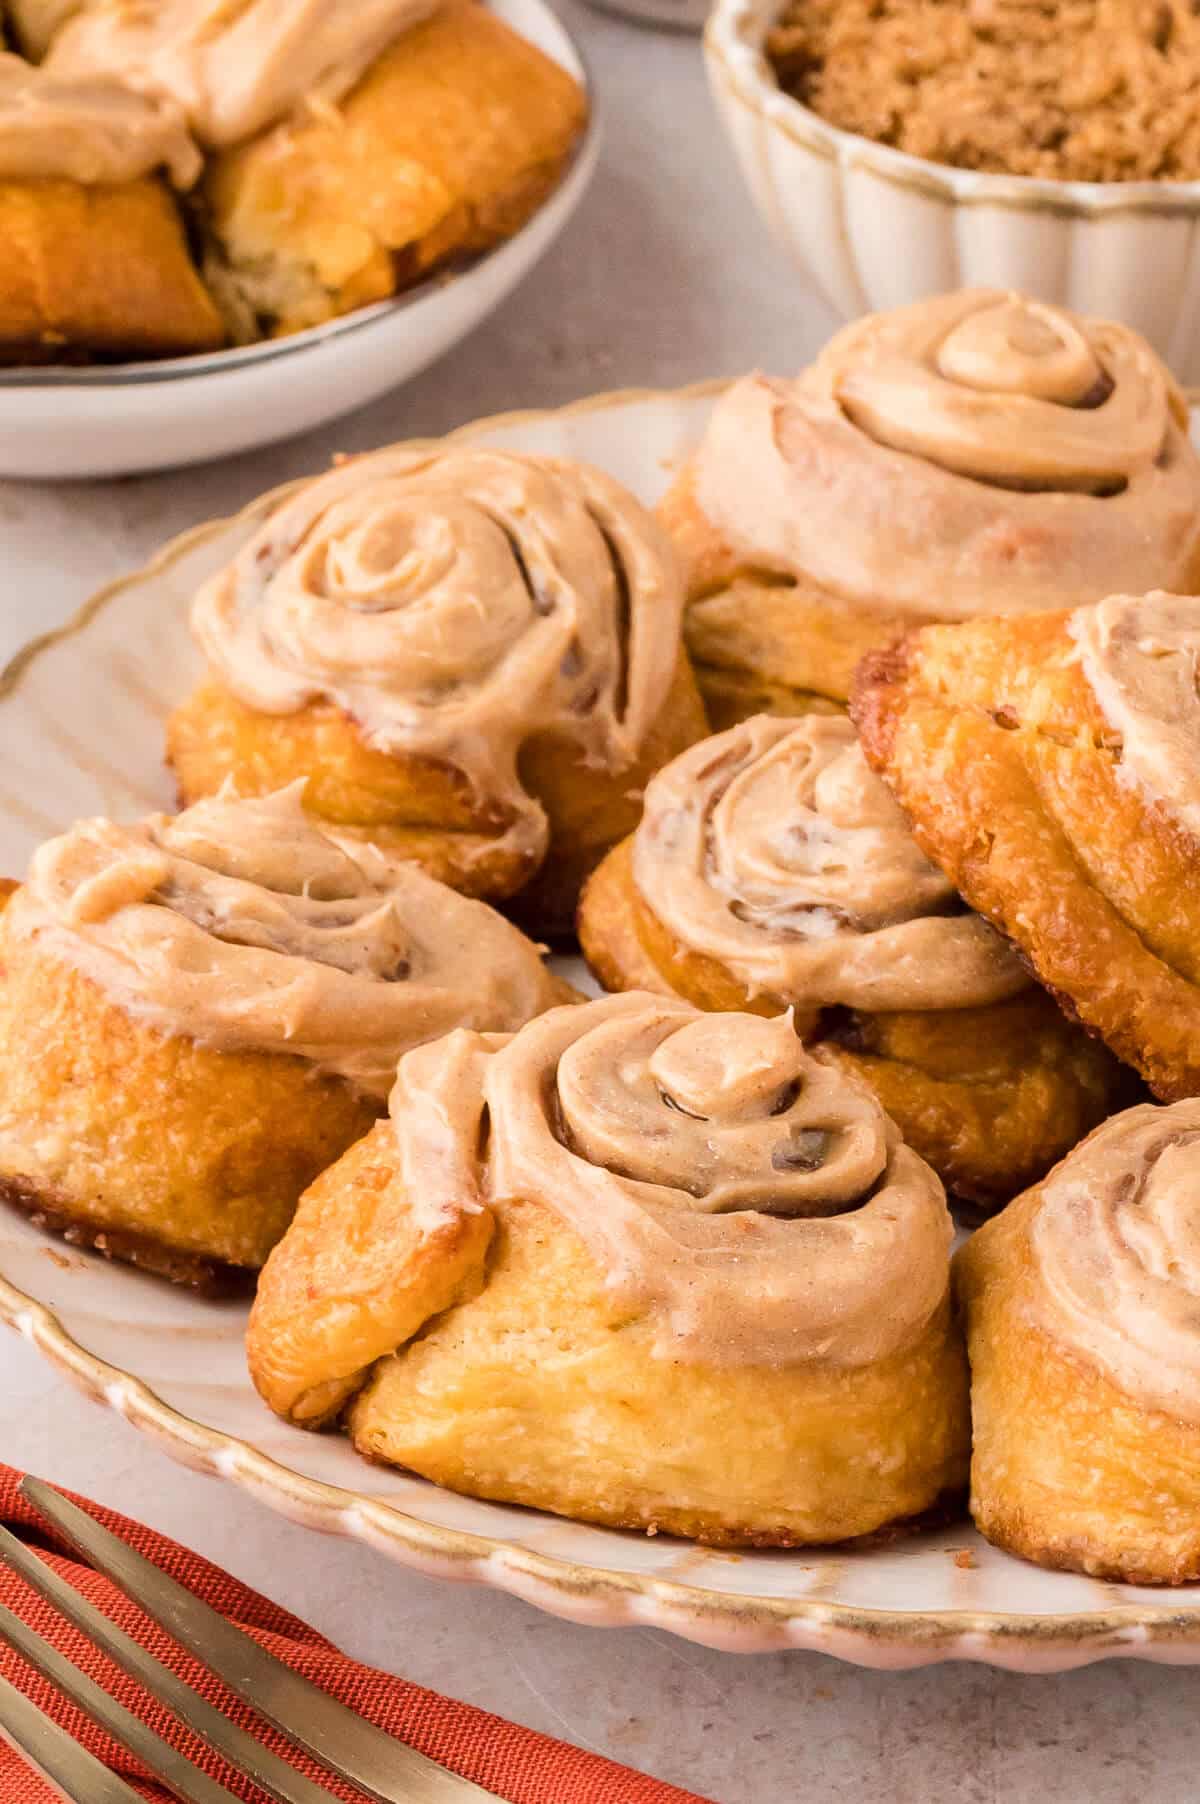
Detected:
[0,52,222,359]
[167,445,708,937]
[578,715,1129,1209]
[0,785,565,1287]
[853,591,1200,1102]
[959,1102,1200,1583]
[249,993,969,1544]
[44,0,588,340]
[664,289,1200,725]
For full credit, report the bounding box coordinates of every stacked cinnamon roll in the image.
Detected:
[664,288,1200,722]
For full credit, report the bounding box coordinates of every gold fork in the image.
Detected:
[0,1476,500,1803]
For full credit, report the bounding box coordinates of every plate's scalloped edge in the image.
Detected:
[4,379,1200,1667]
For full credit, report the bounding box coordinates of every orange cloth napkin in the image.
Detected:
[0,1468,713,1803]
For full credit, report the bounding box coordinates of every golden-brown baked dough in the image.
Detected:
[0,174,222,360]
[249,993,970,1544]
[5,1,82,60]
[957,1100,1200,1583]
[579,715,1130,1208]
[666,291,1200,723]
[852,594,1200,1101]
[167,444,708,938]
[0,52,221,359]
[0,787,567,1284]
[202,0,587,338]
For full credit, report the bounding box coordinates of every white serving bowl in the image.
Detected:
[0,0,598,480]
[705,0,1200,383]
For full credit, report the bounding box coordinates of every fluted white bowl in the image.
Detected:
[705,0,1200,382]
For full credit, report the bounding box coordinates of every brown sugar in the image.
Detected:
[767,0,1200,182]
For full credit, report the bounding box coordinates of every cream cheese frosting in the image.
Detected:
[1071,591,1200,841]
[46,0,443,148]
[191,446,684,875]
[9,785,562,1096]
[0,49,200,185]
[388,992,954,1368]
[632,714,1028,1011]
[691,290,1200,619]
[1029,1101,1200,1423]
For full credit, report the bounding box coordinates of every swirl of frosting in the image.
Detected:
[192,447,683,872]
[633,714,1028,1012]
[1071,591,1200,842]
[9,784,561,1097]
[691,291,1200,619]
[0,50,200,186]
[1029,1101,1200,1422]
[46,0,442,148]
[391,992,953,1367]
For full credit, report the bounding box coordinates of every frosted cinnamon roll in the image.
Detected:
[44,0,588,340]
[0,52,220,360]
[0,785,566,1286]
[958,1101,1200,1582]
[663,289,1200,725]
[45,0,440,149]
[853,590,1200,1101]
[168,444,707,937]
[249,993,969,1544]
[579,716,1131,1209]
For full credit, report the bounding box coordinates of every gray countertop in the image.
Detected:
[0,6,1186,1797]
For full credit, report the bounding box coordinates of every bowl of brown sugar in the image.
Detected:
[705,0,1200,380]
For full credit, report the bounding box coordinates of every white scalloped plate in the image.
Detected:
[1,384,1199,1668]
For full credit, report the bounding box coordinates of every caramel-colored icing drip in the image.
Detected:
[1030,1101,1200,1422]
[11,785,562,1096]
[192,446,684,874]
[691,290,1200,619]
[45,0,442,147]
[633,714,1027,1011]
[1072,591,1200,841]
[390,992,953,1367]
[0,47,199,184]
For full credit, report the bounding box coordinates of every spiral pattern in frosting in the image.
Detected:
[1072,591,1200,842]
[45,0,441,148]
[632,714,1028,1012]
[192,446,683,872]
[11,784,561,1096]
[390,992,952,1367]
[1029,1101,1200,1422]
[0,50,200,186]
[691,290,1200,619]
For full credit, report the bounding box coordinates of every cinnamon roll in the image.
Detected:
[249,993,969,1545]
[958,1101,1200,1583]
[0,785,566,1286]
[43,0,587,340]
[663,290,1200,725]
[579,715,1129,1209]
[0,51,221,359]
[853,591,1200,1101]
[167,445,708,937]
